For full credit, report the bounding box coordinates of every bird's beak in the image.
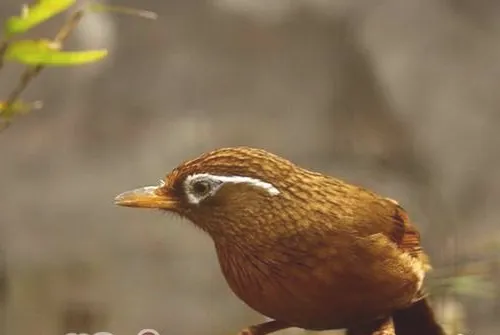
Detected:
[114,186,177,209]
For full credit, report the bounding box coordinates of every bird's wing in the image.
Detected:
[355,196,429,266]
[387,203,424,260]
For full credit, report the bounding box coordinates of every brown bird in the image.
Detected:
[114,146,444,335]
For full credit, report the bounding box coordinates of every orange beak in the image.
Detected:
[114,186,178,210]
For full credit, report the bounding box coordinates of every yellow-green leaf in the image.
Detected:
[4,0,76,36]
[0,100,43,119]
[5,40,107,66]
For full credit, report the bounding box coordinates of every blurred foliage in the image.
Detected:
[428,242,500,299]
[0,1,155,130]
[429,274,496,299]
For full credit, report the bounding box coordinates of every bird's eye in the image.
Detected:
[191,180,211,196]
[184,175,224,204]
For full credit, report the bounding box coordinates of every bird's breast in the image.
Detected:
[214,234,423,330]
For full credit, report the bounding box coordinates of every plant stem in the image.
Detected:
[0,38,9,71]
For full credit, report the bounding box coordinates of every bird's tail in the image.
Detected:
[392,296,446,335]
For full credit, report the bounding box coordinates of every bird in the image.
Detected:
[114,146,445,335]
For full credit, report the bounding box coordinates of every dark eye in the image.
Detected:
[191,180,211,196]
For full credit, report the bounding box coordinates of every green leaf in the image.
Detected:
[4,0,76,36]
[5,40,108,66]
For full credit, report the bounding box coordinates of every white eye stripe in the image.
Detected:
[183,173,280,204]
[192,174,280,195]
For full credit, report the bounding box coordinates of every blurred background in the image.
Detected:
[1,0,499,334]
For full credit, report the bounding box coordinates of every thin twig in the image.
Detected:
[53,10,84,43]
[89,4,158,20]
[0,38,10,71]
[0,10,84,130]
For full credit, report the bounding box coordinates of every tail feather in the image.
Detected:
[392,297,446,335]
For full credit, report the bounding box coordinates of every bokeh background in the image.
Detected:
[1,0,499,334]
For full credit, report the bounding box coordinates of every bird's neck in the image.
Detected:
[198,214,294,252]
[213,236,286,300]
[209,229,277,253]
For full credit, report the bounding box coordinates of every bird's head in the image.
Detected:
[114,147,312,243]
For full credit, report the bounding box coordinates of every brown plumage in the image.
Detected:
[114,146,444,335]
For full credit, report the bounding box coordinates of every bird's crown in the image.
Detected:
[164,147,298,203]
